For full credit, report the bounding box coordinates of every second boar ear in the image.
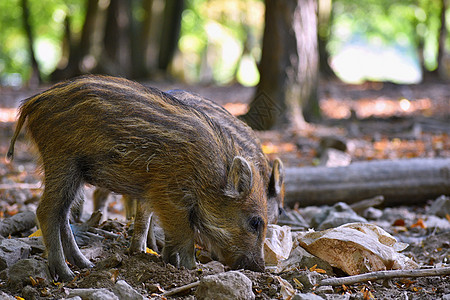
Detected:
[225,156,253,199]
[269,158,284,197]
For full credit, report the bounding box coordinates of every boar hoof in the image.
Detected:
[48,260,75,282]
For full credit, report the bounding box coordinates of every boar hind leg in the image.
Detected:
[37,165,92,281]
[129,200,151,253]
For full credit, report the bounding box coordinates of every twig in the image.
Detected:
[318,267,450,286]
[163,281,200,296]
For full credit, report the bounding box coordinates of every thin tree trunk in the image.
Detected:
[158,0,184,71]
[101,0,132,76]
[21,0,41,84]
[133,0,154,78]
[435,0,447,78]
[51,0,99,80]
[240,0,319,130]
[317,0,336,78]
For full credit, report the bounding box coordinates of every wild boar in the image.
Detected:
[7,75,280,281]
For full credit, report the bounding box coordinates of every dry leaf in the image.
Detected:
[29,229,42,237]
[110,269,119,282]
[275,276,295,300]
[411,218,426,229]
[146,247,159,256]
[29,276,38,286]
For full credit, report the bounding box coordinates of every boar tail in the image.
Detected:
[6,111,26,162]
[6,95,37,162]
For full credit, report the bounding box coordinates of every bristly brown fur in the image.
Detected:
[8,75,274,280]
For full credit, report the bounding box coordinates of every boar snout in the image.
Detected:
[232,253,265,272]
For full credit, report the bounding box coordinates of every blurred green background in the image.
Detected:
[0,0,448,86]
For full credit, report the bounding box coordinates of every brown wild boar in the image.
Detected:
[94,89,285,255]
[7,75,282,281]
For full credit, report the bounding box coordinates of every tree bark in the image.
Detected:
[51,0,99,80]
[100,0,133,77]
[240,0,319,130]
[158,0,184,71]
[132,0,154,78]
[21,0,41,84]
[317,0,336,78]
[435,0,447,78]
[284,158,450,207]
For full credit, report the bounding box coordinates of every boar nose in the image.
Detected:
[232,254,265,272]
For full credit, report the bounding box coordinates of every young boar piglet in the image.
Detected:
[7,75,282,281]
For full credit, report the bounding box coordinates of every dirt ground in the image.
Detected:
[0,79,448,299]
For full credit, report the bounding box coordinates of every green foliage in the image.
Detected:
[0,0,447,85]
[329,0,448,72]
[0,0,84,84]
[178,0,264,85]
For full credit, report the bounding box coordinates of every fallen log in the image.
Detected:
[285,158,450,207]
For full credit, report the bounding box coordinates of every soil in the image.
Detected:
[0,79,448,299]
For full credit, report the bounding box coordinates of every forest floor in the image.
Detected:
[0,79,448,299]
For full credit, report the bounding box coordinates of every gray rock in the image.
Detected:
[67,288,119,300]
[0,291,15,300]
[0,238,31,271]
[292,292,324,300]
[313,202,367,230]
[442,294,450,300]
[319,136,348,153]
[362,207,383,220]
[201,260,225,273]
[195,271,255,300]
[319,149,351,167]
[8,258,51,286]
[299,207,323,226]
[96,253,123,269]
[424,215,450,230]
[112,280,144,300]
[22,285,39,300]
[380,207,415,223]
[428,195,450,218]
[17,237,46,254]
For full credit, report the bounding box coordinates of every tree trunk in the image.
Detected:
[158,0,184,71]
[21,0,41,84]
[240,0,319,130]
[51,0,99,80]
[435,0,447,78]
[421,0,447,81]
[132,0,154,78]
[284,158,450,207]
[318,0,336,78]
[100,0,133,77]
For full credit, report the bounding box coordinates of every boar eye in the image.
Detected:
[248,216,263,233]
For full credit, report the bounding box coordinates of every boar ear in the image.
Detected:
[269,158,284,197]
[225,156,253,199]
